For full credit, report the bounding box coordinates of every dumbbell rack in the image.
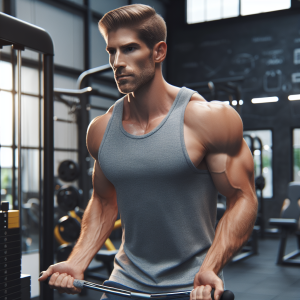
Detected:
[0,202,31,300]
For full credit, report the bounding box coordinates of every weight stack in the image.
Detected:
[0,202,31,300]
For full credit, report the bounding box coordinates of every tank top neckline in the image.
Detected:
[118,87,185,139]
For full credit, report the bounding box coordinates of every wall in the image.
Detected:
[167,1,300,225]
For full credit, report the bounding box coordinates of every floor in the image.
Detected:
[52,235,300,300]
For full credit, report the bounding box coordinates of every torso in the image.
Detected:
[92,91,208,170]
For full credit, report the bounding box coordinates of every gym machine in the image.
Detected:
[269,182,300,266]
[53,67,121,281]
[0,12,54,300]
[243,135,266,238]
[185,75,244,114]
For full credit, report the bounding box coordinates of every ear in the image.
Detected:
[153,41,167,63]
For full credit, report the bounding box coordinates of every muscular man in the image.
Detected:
[39,4,257,300]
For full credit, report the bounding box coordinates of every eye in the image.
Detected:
[107,49,116,55]
[125,46,135,53]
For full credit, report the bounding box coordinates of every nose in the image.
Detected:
[112,50,126,71]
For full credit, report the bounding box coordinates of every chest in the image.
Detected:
[122,114,207,170]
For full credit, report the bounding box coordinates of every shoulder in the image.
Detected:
[186,96,243,155]
[86,105,114,160]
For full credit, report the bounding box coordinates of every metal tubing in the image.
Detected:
[17,50,22,245]
[277,229,288,264]
[11,47,16,208]
[76,64,111,90]
[40,54,54,300]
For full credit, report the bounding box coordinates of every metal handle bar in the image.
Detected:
[73,279,234,300]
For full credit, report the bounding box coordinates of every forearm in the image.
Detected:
[200,193,257,275]
[67,195,118,272]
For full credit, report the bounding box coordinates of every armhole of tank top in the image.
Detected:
[98,99,122,168]
[180,90,210,174]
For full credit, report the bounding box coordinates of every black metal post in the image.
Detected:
[78,0,92,208]
[40,54,54,300]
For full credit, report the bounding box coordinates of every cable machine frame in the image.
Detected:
[0,12,54,300]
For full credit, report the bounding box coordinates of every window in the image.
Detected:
[293,129,300,181]
[187,0,291,24]
[243,130,273,198]
[241,0,291,16]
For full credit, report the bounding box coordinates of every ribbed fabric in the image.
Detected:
[98,87,220,292]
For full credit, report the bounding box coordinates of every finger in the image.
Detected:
[190,288,197,300]
[67,276,81,294]
[193,285,204,300]
[48,272,60,288]
[53,273,68,292]
[196,286,205,299]
[55,274,68,294]
[203,285,212,299]
[38,266,54,281]
[213,280,224,300]
[60,275,71,294]
[213,289,223,300]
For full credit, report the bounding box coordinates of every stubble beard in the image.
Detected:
[117,63,155,95]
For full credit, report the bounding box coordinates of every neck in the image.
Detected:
[123,68,179,125]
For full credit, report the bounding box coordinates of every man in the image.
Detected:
[39,4,257,300]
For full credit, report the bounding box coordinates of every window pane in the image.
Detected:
[21,149,40,252]
[20,95,40,147]
[0,60,13,91]
[22,149,39,192]
[293,129,300,181]
[244,130,273,198]
[54,101,77,121]
[0,91,13,146]
[0,147,13,168]
[15,66,39,95]
[54,121,78,150]
[223,0,239,18]
[1,148,13,209]
[187,0,205,24]
[207,0,221,21]
[241,0,291,16]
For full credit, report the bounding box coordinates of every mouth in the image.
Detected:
[116,75,132,81]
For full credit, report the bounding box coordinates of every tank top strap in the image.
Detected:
[174,87,197,111]
[112,96,125,121]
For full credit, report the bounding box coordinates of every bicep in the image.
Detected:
[206,140,256,206]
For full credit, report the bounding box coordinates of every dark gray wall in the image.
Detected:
[166,1,300,225]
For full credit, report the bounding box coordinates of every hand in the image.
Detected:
[38,261,84,294]
[190,270,224,300]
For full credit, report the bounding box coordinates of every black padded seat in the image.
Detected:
[268,182,300,266]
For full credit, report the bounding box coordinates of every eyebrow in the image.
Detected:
[106,42,140,52]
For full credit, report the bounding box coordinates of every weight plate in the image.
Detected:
[58,160,79,182]
[58,216,81,243]
[57,186,79,212]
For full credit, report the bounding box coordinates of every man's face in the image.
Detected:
[106,27,155,94]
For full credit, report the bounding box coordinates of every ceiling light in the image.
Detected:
[251,97,278,104]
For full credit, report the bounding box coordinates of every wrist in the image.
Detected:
[67,255,90,273]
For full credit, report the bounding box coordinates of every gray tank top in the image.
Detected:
[98,87,219,292]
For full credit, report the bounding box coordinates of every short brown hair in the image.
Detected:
[99,4,167,49]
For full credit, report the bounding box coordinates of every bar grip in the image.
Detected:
[73,279,85,289]
[211,289,234,300]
